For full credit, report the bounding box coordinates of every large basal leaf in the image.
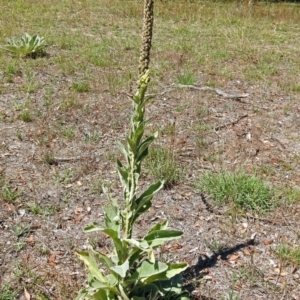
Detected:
[91,248,114,269]
[143,263,189,286]
[144,229,183,248]
[131,260,168,281]
[110,259,129,278]
[130,283,160,300]
[90,289,108,300]
[124,238,149,250]
[156,274,190,300]
[76,250,108,283]
[165,262,189,279]
[91,287,118,300]
[75,288,88,300]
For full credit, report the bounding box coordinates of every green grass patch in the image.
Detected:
[144,145,183,188]
[273,244,300,267]
[195,171,276,214]
[0,284,19,300]
[0,175,20,203]
[177,72,196,85]
[72,81,90,93]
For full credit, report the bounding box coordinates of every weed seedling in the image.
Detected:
[19,109,33,122]
[1,33,47,58]
[12,223,30,238]
[1,184,20,203]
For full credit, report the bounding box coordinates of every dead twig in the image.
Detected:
[172,83,249,100]
[124,83,249,101]
[52,156,83,163]
[0,124,27,132]
[214,114,248,131]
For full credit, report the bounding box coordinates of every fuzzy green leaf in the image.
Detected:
[142,263,188,285]
[133,120,147,146]
[91,248,114,269]
[91,289,108,300]
[117,159,129,188]
[84,222,103,233]
[117,141,129,163]
[136,133,158,161]
[144,229,183,247]
[127,137,137,153]
[164,263,188,280]
[130,260,168,281]
[132,180,164,223]
[110,259,129,278]
[104,204,120,232]
[148,220,168,234]
[76,250,108,283]
[130,283,159,300]
[102,229,124,263]
[75,288,88,300]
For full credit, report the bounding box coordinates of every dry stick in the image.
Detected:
[174,83,249,99]
[0,124,27,132]
[214,114,248,131]
[51,156,83,163]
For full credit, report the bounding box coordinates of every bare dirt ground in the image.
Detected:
[1,1,300,299]
[1,67,300,299]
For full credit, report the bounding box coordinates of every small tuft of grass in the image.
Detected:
[0,284,19,300]
[72,81,90,93]
[279,186,300,204]
[177,72,196,85]
[195,171,276,214]
[292,84,300,92]
[84,131,101,143]
[62,127,75,139]
[19,109,33,122]
[144,145,183,188]
[52,169,74,185]
[0,179,20,203]
[91,179,104,195]
[43,151,57,165]
[273,243,300,267]
[222,289,240,300]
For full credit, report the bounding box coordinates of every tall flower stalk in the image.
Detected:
[76,1,189,299]
[139,0,154,76]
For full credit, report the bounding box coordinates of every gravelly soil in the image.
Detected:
[1,62,300,300]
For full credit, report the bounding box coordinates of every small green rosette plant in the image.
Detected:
[76,71,189,300]
[1,33,46,58]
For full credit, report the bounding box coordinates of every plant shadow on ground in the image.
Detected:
[183,238,256,286]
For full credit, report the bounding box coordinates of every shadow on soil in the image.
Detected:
[183,238,257,299]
